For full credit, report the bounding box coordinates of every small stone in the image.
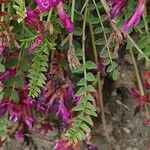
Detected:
[132,148,138,150]
[111,91,117,96]
[123,127,131,135]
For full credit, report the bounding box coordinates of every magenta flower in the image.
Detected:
[38,122,53,134]
[0,98,9,116]
[25,117,35,129]
[57,100,71,122]
[109,0,127,19]
[130,88,149,115]
[0,86,35,129]
[35,0,53,11]
[57,2,74,33]
[0,68,16,81]
[53,138,72,150]
[35,0,62,11]
[15,130,25,143]
[122,0,145,32]
[25,9,44,52]
[96,58,105,72]
[0,45,5,53]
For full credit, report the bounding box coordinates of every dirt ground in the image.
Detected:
[1,54,150,150]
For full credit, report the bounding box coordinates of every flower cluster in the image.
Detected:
[24,0,74,52]
[130,69,150,116]
[0,87,35,141]
[109,0,145,32]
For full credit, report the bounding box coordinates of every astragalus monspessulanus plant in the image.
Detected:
[0,0,149,149]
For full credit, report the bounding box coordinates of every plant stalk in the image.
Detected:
[89,22,112,147]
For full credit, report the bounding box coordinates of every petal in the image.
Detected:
[57,2,74,33]
[130,88,141,99]
[133,104,141,116]
[122,0,145,32]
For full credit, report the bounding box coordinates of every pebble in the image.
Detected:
[123,127,131,135]
[126,147,138,150]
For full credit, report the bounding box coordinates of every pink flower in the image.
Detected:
[57,101,71,122]
[25,9,44,52]
[96,58,105,71]
[26,8,40,18]
[25,117,35,129]
[109,0,127,19]
[53,138,72,150]
[122,0,145,32]
[27,33,44,52]
[0,68,16,81]
[0,45,5,53]
[57,2,74,33]
[35,0,62,11]
[15,130,25,143]
[130,88,149,115]
[38,122,53,134]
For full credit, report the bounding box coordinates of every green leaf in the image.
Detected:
[85,108,98,117]
[13,0,27,23]
[106,62,118,73]
[28,40,53,98]
[100,50,107,58]
[74,27,82,36]
[86,85,96,92]
[86,61,96,70]
[94,27,103,34]
[112,70,120,80]
[86,102,96,112]
[103,59,111,66]
[80,123,91,133]
[73,103,85,111]
[76,129,85,140]
[86,94,95,101]
[86,72,96,81]
[72,64,84,73]
[79,115,93,126]
[84,116,94,126]
[77,78,86,86]
[10,89,19,103]
[95,39,105,46]
[76,87,85,96]
[0,64,5,73]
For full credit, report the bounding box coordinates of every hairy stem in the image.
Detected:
[82,1,88,90]
[89,22,112,147]
[93,0,112,63]
[130,48,150,119]
[1,3,5,22]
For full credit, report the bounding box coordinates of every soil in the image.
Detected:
[1,54,150,150]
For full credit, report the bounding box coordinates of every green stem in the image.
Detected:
[130,49,144,95]
[93,0,112,63]
[142,5,150,68]
[82,1,88,89]
[127,34,150,62]
[143,5,149,35]
[1,3,5,22]
[71,0,75,21]
[40,13,43,21]
[69,0,76,45]
[7,3,11,14]
[46,9,53,23]
[100,0,110,15]
[89,22,111,146]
